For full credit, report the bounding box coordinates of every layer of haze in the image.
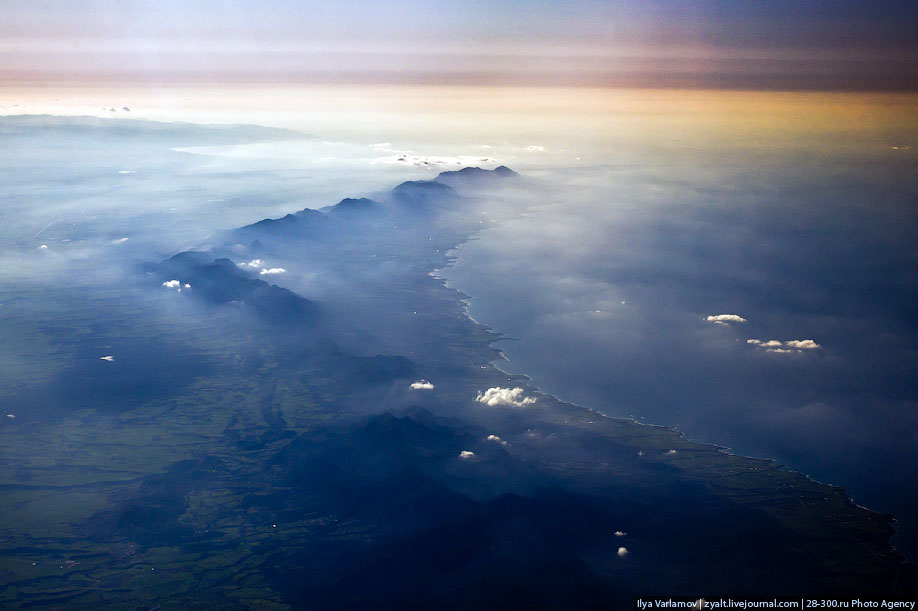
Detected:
[1,85,916,556]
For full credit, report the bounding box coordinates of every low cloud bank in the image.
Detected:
[370,144,498,168]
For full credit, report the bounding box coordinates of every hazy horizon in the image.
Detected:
[2,0,916,91]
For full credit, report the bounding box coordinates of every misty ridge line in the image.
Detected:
[161,164,512,275]
[152,164,523,338]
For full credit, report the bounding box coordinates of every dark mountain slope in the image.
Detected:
[157,251,319,326]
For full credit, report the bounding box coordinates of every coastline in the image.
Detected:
[431,198,911,568]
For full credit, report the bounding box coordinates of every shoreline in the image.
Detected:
[431,203,911,566]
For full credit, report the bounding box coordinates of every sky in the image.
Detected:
[2,0,916,90]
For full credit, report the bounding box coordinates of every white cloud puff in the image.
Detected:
[617,547,629,557]
[99,355,114,362]
[785,339,821,350]
[614,530,627,537]
[705,314,747,325]
[664,449,678,455]
[476,387,537,407]
[410,380,435,390]
[162,279,189,292]
[527,145,545,152]
[459,450,475,459]
[486,434,509,446]
[747,339,781,347]
[260,267,287,275]
[239,259,264,269]
[748,338,822,353]
[111,237,129,244]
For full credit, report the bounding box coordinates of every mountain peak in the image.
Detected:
[393,180,455,193]
[434,165,520,188]
[322,197,382,215]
